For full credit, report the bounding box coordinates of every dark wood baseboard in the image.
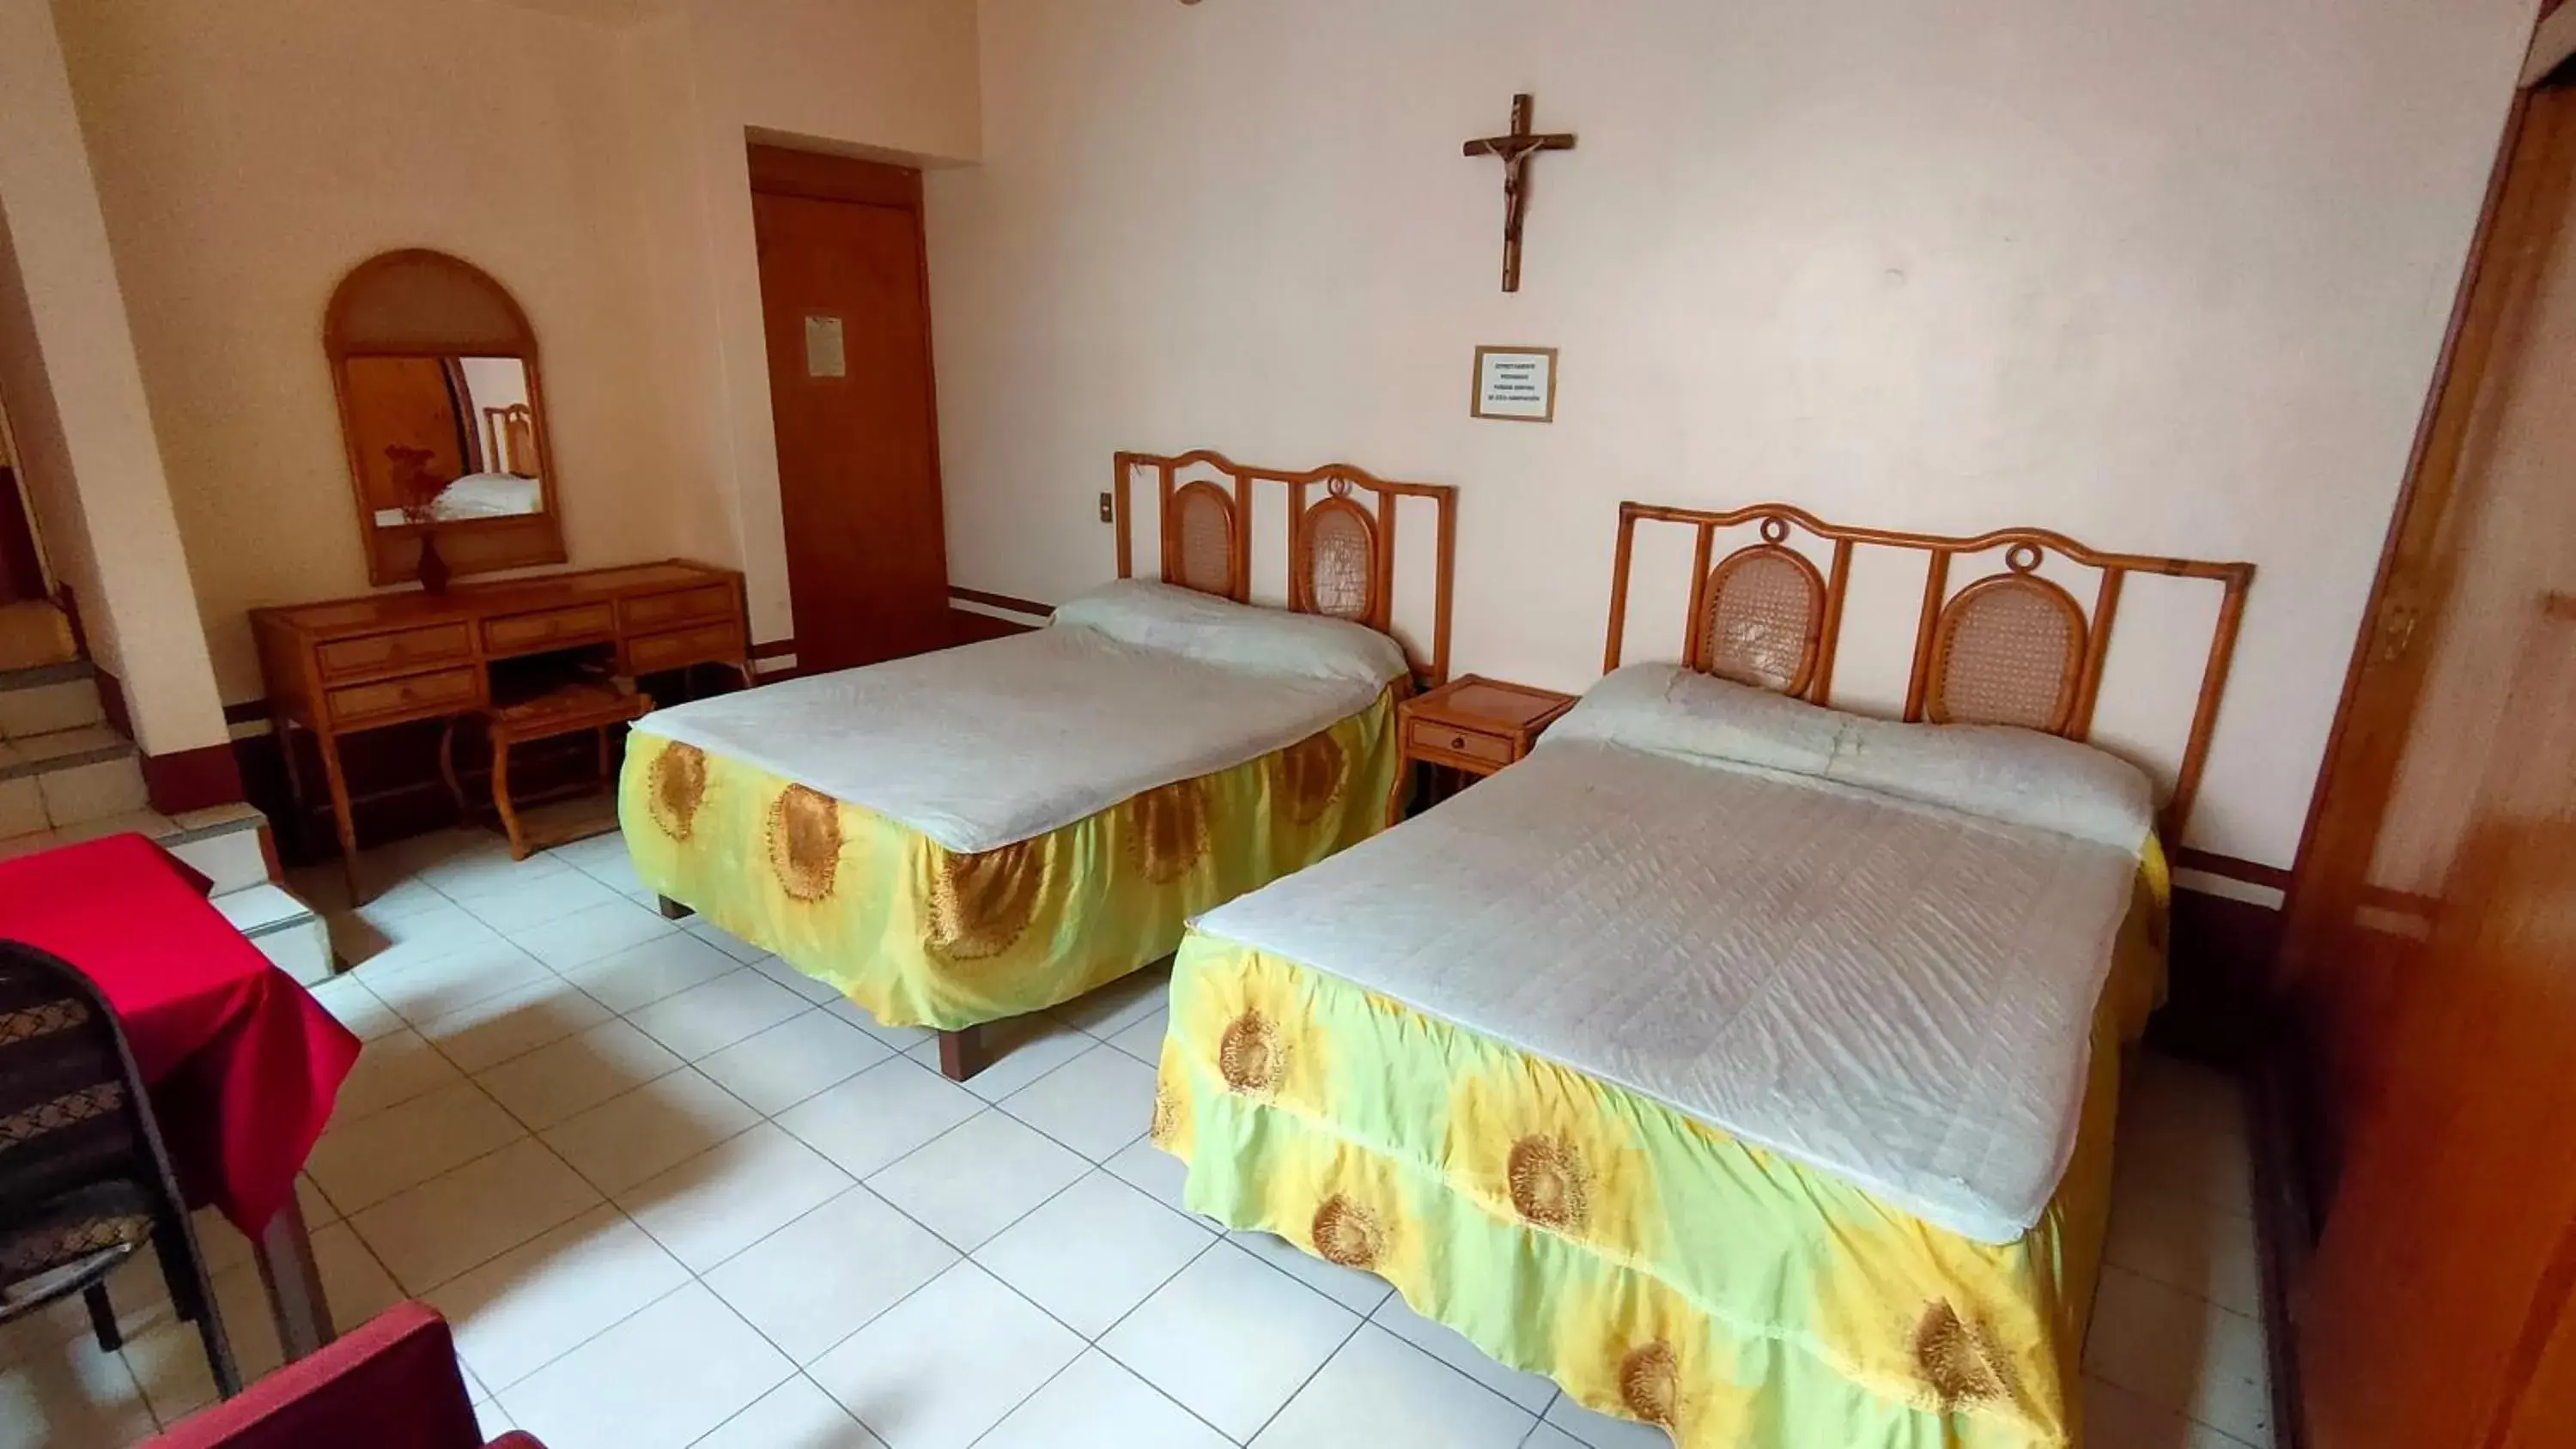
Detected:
[947,607,1035,646]
[950,586,1054,620]
[142,742,246,815]
[2173,846,2294,892]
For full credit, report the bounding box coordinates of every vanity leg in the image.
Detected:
[437,718,468,819]
[491,740,527,861]
[314,733,364,905]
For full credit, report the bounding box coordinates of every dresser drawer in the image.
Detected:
[1404,717,1516,767]
[315,623,471,680]
[624,621,742,675]
[621,585,735,633]
[483,603,616,657]
[325,667,479,726]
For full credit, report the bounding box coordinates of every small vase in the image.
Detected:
[416,529,452,595]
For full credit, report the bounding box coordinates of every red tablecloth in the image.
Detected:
[0,834,358,1235]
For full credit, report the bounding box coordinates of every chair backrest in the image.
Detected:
[143,1300,494,1449]
[0,941,167,1234]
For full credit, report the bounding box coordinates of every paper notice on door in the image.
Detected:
[804,314,848,379]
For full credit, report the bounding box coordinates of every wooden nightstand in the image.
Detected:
[1397,674,1577,813]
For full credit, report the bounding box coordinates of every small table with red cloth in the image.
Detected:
[0,833,360,1360]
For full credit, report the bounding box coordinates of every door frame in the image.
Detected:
[745,142,951,665]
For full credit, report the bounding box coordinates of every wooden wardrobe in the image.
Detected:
[2277,33,2576,1449]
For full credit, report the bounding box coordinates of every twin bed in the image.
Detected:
[620,450,1455,1077]
[618,470,2252,1449]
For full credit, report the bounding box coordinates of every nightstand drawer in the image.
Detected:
[326,667,479,726]
[483,603,616,656]
[1405,717,1516,767]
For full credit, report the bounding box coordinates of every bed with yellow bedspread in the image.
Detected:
[619,683,1400,1030]
[1150,665,2175,1447]
[615,581,1419,1034]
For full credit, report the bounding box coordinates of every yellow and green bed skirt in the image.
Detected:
[1152,863,2166,1449]
[617,686,1400,1031]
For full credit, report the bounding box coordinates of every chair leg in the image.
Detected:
[162,1225,242,1397]
[84,1282,121,1353]
[197,1306,243,1398]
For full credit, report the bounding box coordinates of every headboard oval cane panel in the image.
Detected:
[1170,482,1241,597]
[1692,518,1829,694]
[1605,501,2255,840]
[1114,450,1457,690]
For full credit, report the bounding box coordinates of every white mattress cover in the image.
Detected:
[1191,737,2139,1242]
[631,626,1388,854]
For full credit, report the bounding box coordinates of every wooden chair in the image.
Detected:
[145,1300,540,1449]
[0,940,238,1397]
[440,680,653,861]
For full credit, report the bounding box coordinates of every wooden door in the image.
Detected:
[2285,77,2576,1449]
[750,146,951,674]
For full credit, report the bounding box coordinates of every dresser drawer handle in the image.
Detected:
[1450,734,1467,750]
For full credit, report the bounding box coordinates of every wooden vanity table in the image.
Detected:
[252,561,748,894]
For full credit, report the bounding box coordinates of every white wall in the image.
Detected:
[928,0,2535,864]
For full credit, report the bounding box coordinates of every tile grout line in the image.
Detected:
[316,840,1505,1449]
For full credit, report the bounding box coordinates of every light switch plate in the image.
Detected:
[1098,492,1115,524]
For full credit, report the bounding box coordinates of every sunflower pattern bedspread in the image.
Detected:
[619,686,1400,1031]
[1151,866,2166,1449]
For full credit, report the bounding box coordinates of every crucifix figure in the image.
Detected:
[1462,93,1577,293]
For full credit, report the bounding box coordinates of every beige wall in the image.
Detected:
[56,0,696,701]
[0,0,227,755]
[52,0,981,700]
[928,0,2535,864]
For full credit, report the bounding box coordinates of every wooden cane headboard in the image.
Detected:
[1603,500,2256,840]
[1114,450,1458,688]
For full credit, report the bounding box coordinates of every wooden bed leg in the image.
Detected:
[938,1024,993,1082]
[654,894,693,920]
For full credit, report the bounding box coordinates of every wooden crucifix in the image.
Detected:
[1463,93,1577,293]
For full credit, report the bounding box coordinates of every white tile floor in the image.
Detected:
[0,828,2275,1448]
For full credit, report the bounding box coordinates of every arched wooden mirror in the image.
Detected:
[326,250,563,586]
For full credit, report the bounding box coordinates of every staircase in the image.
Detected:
[0,658,331,984]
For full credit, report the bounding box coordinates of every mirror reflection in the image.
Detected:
[346,355,546,526]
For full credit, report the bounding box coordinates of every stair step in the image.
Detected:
[0,667,105,739]
[0,800,274,893]
[0,601,78,673]
[0,724,131,779]
[0,659,94,691]
[213,882,331,986]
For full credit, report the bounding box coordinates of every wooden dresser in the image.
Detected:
[252,561,749,888]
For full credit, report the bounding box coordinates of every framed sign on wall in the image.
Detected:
[1470,345,1558,422]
